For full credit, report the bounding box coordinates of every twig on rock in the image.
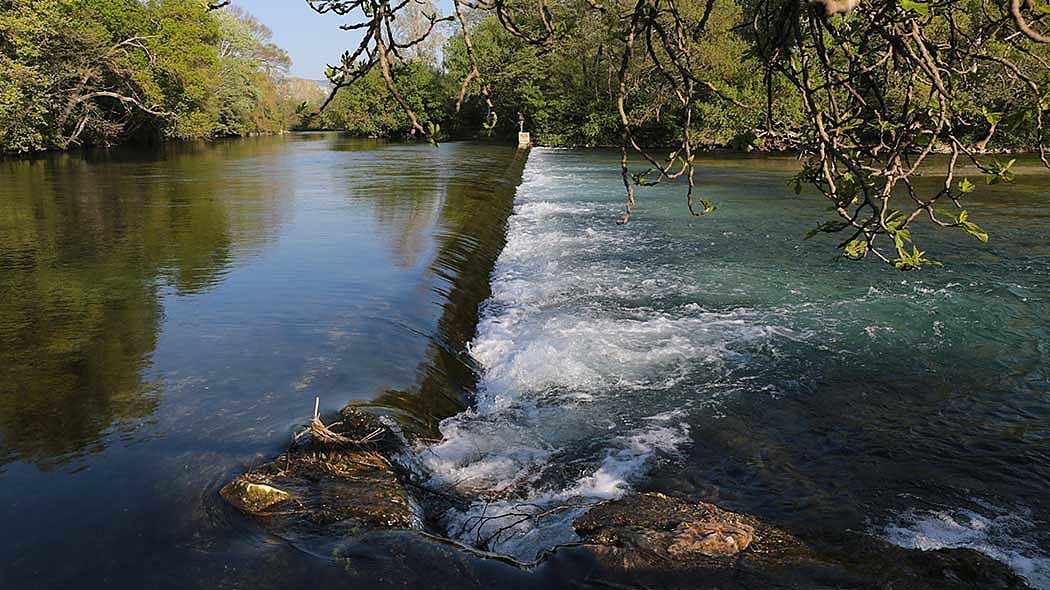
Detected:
[295,397,386,446]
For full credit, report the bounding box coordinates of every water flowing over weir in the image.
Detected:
[391,147,1050,585]
[415,148,718,559]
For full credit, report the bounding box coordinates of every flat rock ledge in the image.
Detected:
[573,492,799,566]
[571,493,1028,589]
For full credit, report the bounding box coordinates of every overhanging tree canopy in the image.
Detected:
[246,0,1049,269]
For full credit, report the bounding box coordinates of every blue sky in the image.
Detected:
[239,1,365,79]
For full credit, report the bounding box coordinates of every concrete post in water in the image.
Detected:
[517,111,530,148]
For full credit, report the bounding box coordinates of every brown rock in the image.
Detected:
[574,492,792,565]
[667,520,754,557]
[222,447,416,531]
[571,493,1028,589]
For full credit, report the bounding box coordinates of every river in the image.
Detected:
[1,135,1048,588]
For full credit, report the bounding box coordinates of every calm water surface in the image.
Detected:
[0,135,529,587]
[1,136,1048,588]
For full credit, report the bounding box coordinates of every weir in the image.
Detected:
[216,146,1044,589]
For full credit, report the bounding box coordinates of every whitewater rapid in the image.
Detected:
[411,148,1049,588]
[414,149,790,560]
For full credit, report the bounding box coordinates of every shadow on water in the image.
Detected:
[358,147,528,436]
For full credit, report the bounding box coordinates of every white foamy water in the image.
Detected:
[418,149,791,560]
[883,502,1050,589]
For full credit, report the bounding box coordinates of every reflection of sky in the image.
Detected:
[153,160,444,436]
[0,136,518,588]
[151,138,458,456]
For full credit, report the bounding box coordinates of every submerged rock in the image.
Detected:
[573,492,811,569]
[571,493,1028,589]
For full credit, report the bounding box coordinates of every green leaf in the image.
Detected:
[935,208,958,222]
[960,220,989,243]
[893,244,942,270]
[900,0,930,17]
[844,238,868,259]
[958,178,975,194]
[986,157,1016,185]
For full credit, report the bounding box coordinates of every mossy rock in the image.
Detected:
[220,404,418,542]
[220,478,292,514]
[574,492,814,570]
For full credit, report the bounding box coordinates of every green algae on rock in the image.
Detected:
[219,479,293,514]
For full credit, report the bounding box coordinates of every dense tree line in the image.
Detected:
[0,0,321,153]
[309,0,1047,155]
[6,0,1049,267]
[308,1,793,146]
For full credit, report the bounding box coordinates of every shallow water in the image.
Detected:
[1,138,1048,588]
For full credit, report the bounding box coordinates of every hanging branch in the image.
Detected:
[749,0,1048,268]
[453,0,497,129]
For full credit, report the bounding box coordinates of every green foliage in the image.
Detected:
[985,158,1017,184]
[937,209,990,243]
[433,0,803,147]
[0,0,300,153]
[893,245,941,271]
[899,0,930,17]
[313,60,450,138]
[843,238,869,259]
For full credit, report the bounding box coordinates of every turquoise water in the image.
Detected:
[424,148,1050,585]
[1,138,1047,588]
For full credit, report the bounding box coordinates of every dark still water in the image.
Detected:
[2,137,1049,588]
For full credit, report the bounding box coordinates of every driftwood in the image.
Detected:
[297,397,386,446]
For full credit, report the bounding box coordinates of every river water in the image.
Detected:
[1,136,1048,589]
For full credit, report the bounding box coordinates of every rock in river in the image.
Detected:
[219,406,418,542]
[573,492,807,569]
[571,492,1029,589]
[219,479,292,514]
